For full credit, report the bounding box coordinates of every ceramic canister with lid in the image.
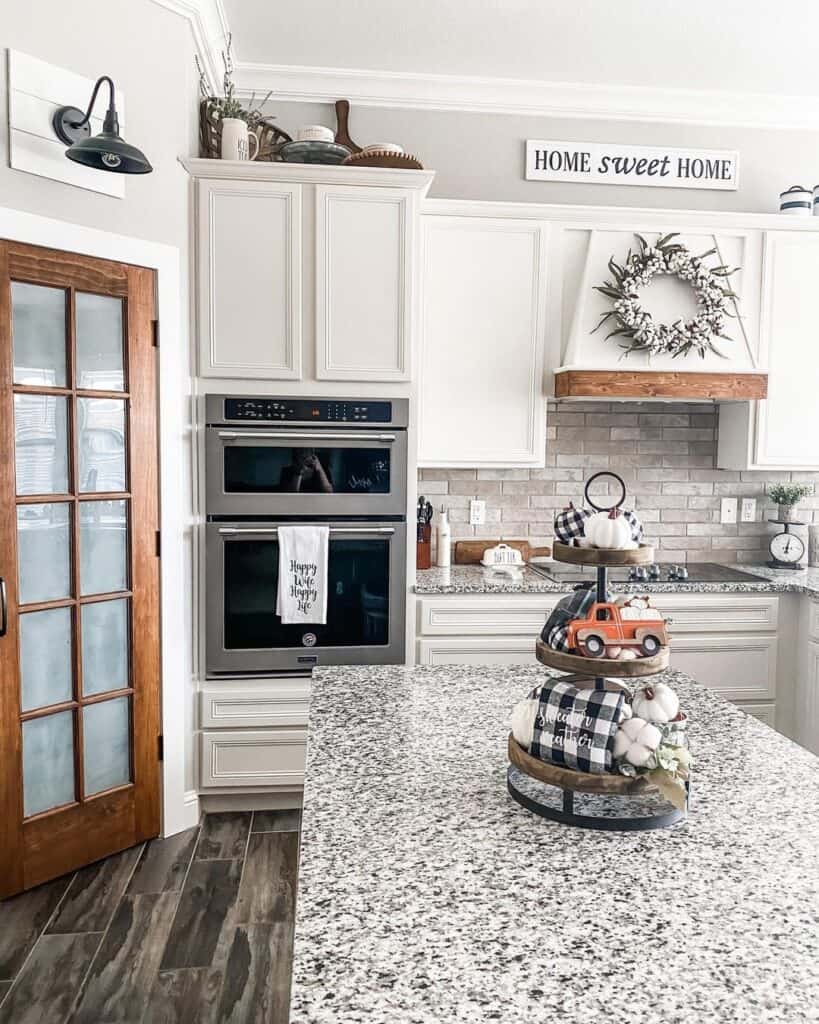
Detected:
[780,185,813,215]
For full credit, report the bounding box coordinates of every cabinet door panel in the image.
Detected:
[315,186,413,381]
[419,216,547,467]
[197,180,301,379]
[753,232,819,468]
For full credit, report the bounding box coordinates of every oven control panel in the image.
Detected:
[222,398,393,423]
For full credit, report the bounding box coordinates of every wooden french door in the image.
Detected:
[0,241,161,898]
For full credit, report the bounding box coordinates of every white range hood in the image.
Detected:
[553,225,768,402]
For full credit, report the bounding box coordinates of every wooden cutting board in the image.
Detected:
[453,540,551,565]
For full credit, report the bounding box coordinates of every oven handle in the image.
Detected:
[217,527,396,536]
[217,430,397,443]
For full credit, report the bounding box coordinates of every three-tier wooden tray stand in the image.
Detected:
[507,487,688,831]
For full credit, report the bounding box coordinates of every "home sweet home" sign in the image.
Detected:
[525,140,739,191]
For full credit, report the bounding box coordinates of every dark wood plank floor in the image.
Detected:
[0,810,300,1024]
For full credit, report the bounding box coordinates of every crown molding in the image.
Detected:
[150,0,819,131]
[232,61,819,131]
[149,0,228,91]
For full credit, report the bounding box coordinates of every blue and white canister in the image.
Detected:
[780,185,813,215]
[813,185,819,217]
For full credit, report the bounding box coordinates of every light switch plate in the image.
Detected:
[469,499,486,526]
[720,497,738,524]
[740,497,756,523]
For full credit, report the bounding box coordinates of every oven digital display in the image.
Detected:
[223,398,392,423]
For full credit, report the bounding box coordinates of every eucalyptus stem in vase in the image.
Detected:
[768,483,813,523]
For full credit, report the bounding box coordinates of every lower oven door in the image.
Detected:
[206,521,407,674]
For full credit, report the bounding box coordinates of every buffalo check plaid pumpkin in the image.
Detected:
[553,504,644,545]
[528,678,627,774]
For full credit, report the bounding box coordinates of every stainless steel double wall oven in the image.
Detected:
[205,395,408,674]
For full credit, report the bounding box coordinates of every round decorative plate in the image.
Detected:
[279,140,351,165]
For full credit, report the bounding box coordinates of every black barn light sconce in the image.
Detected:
[52,75,152,174]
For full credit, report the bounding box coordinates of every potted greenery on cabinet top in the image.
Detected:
[768,483,813,522]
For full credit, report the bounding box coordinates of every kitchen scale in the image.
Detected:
[767,519,806,570]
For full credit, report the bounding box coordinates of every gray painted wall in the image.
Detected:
[270,98,818,213]
[1,0,200,791]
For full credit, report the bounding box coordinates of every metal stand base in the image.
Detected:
[507,766,687,832]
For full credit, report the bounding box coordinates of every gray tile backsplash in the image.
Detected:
[418,401,817,564]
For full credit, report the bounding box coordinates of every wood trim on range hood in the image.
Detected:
[553,369,768,401]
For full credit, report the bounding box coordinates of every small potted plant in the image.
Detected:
[768,482,813,523]
[195,36,288,160]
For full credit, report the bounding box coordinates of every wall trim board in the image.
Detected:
[0,205,190,840]
[147,1,819,131]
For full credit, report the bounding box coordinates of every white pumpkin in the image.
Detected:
[606,645,623,659]
[510,696,539,748]
[632,683,680,724]
[584,508,634,549]
[613,717,662,768]
[617,648,638,661]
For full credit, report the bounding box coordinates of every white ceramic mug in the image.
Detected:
[221,118,259,161]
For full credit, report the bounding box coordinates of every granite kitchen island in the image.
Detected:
[289,664,819,1024]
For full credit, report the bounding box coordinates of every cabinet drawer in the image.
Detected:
[200,729,307,789]
[672,634,777,701]
[200,679,310,729]
[417,636,537,666]
[734,702,776,728]
[651,594,778,633]
[418,595,558,636]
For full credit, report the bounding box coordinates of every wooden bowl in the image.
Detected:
[552,541,655,566]
[535,638,669,678]
[508,734,653,795]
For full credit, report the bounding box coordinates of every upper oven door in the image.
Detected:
[205,426,408,516]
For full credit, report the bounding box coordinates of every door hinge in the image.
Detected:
[158,735,164,761]
[155,530,161,557]
[151,319,159,347]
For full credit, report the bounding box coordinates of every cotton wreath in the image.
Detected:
[593,233,739,360]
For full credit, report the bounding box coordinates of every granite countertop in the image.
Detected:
[415,563,819,596]
[290,664,819,1024]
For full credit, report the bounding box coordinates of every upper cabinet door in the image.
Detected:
[719,230,819,470]
[197,179,302,379]
[419,216,548,468]
[315,185,414,382]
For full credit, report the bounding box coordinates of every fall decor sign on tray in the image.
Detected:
[593,232,740,360]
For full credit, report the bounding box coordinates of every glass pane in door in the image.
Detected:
[81,599,129,695]
[76,293,125,391]
[14,394,69,495]
[22,711,75,816]
[223,445,391,494]
[11,282,67,387]
[77,398,126,493]
[80,500,128,595]
[17,503,72,604]
[83,697,131,795]
[20,608,73,712]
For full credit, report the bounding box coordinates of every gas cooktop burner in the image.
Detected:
[529,561,769,585]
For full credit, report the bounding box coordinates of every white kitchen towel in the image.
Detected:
[276,526,329,625]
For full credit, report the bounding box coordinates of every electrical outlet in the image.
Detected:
[741,497,757,523]
[720,497,738,524]
[469,499,486,526]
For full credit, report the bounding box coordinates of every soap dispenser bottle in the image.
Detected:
[437,506,451,568]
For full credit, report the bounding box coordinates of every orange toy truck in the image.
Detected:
[566,601,668,658]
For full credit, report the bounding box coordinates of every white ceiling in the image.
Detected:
[222,0,819,97]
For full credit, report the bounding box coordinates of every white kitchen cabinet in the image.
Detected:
[719,230,819,470]
[735,702,777,727]
[200,729,307,789]
[315,185,415,381]
[416,592,780,714]
[419,215,548,467]
[187,160,434,383]
[196,178,302,379]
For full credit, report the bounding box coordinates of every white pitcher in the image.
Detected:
[220,117,259,161]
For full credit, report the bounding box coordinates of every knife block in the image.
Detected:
[416,524,432,570]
